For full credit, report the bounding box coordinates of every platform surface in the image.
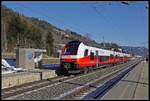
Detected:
[101,61,149,100]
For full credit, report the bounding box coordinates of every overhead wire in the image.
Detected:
[41,4,93,35]
[19,4,92,36]
[6,3,147,47]
[90,4,122,36]
[89,3,147,47]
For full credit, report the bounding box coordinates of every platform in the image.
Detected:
[42,58,60,64]
[2,69,57,89]
[101,60,148,100]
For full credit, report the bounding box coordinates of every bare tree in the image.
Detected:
[85,33,91,40]
[1,19,7,52]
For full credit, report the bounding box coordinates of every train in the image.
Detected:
[58,40,131,74]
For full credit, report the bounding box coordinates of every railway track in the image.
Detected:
[55,59,141,100]
[2,65,108,99]
[1,64,116,99]
[2,59,140,100]
[1,75,74,99]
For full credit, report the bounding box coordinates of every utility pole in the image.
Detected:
[103,36,105,48]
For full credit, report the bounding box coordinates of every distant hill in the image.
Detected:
[121,46,148,57]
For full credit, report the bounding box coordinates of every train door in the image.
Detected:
[96,50,98,67]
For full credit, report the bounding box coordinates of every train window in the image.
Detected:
[96,50,98,59]
[84,49,88,56]
[110,54,113,58]
[96,51,98,56]
[90,52,94,60]
[101,56,108,61]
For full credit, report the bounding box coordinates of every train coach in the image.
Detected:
[58,40,131,74]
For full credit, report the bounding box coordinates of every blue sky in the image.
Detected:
[2,1,148,47]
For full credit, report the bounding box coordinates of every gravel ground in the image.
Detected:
[7,60,138,100]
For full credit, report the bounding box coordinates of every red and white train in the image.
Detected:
[59,40,131,74]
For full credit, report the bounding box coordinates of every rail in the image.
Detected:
[83,60,140,99]
[56,59,141,100]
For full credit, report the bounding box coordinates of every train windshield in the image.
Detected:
[63,41,80,55]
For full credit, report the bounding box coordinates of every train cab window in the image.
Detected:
[64,46,78,55]
[84,49,88,56]
[63,41,80,55]
[90,52,94,60]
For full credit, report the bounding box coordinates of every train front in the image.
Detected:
[60,41,81,74]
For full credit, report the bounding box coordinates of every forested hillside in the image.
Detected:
[2,5,146,57]
[2,5,54,56]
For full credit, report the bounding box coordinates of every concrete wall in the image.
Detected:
[2,72,40,89]
[2,70,57,89]
[42,70,57,80]
[16,48,35,69]
[42,58,60,64]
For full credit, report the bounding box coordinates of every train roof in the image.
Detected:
[68,40,131,57]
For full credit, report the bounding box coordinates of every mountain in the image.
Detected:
[2,5,147,58]
[121,46,148,57]
[1,5,103,53]
[1,5,120,55]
